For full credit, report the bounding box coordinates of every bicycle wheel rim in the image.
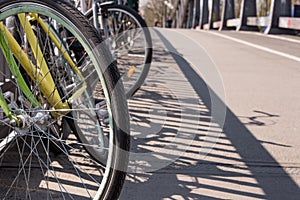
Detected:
[0,1,129,199]
[91,5,152,98]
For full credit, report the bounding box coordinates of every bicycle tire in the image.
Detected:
[0,0,130,199]
[87,4,153,99]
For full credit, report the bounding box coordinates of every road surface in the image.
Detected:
[120,28,300,200]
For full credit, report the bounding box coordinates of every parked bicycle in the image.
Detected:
[0,0,130,199]
[75,0,153,99]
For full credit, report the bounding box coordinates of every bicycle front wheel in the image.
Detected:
[88,4,153,99]
[0,0,129,199]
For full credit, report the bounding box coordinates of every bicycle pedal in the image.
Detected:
[97,109,108,118]
[97,109,109,125]
[95,99,109,124]
[103,118,109,124]
[95,99,106,107]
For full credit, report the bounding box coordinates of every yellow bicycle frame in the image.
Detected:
[0,13,87,120]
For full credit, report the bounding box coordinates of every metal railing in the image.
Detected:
[171,0,300,34]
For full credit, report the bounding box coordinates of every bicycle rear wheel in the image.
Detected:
[88,4,153,99]
[0,0,129,199]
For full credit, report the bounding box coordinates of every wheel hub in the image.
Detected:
[9,111,50,130]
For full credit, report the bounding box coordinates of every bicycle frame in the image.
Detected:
[0,13,87,125]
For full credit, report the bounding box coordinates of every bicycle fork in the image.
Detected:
[0,13,87,126]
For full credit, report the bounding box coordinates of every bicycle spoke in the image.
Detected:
[0,1,129,199]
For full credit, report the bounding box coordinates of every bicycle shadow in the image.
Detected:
[120,30,300,200]
[0,134,102,199]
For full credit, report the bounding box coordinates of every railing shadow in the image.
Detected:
[0,134,102,199]
[120,29,300,200]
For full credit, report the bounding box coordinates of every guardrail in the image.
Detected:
[171,0,299,34]
[279,17,300,30]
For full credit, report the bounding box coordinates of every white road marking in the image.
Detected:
[204,31,300,63]
[264,34,300,44]
[238,31,300,45]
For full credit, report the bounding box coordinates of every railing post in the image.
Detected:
[219,0,235,30]
[192,0,200,28]
[265,0,294,34]
[187,0,195,28]
[176,10,180,28]
[208,0,220,29]
[180,0,186,28]
[178,1,183,28]
[199,0,209,29]
[163,1,167,28]
[237,0,259,31]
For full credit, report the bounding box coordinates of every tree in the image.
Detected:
[140,0,174,27]
[142,0,163,27]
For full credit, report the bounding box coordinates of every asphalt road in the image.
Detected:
[120,28,300,200]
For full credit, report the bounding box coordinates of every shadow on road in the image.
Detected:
[120,30,300,200]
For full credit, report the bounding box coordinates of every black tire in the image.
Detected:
[87,4,153,99]
[0,0,130,199]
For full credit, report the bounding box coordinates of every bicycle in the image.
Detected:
[0,0,130,199]
[78,0,153,99]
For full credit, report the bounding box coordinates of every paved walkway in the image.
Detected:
[120,29,300,200]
